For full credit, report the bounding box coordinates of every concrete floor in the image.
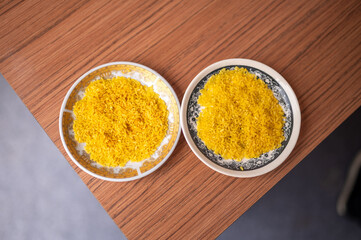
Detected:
[0,73,360,239]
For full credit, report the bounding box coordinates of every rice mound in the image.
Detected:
[197,67,285,160]
[73,76,169,167]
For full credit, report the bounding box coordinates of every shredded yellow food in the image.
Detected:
[73,76,168,167]
[197,67,285,160]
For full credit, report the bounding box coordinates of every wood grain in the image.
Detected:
[1,0,361,239]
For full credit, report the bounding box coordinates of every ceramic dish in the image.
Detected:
[181,59,301,178]
[59,62,181,182]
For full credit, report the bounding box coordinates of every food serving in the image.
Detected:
[197,67,285,161]
[73,76,169,168]
[60,62,181,182]
[181,58,301,178]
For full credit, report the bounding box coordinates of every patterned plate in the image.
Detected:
[59,62,181,182]
[181,59,301,178]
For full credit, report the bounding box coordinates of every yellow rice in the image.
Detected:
[197,67,285,160]
[73,76,169,167]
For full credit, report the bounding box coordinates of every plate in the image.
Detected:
[59,62,181,182]
[181,59,301,177]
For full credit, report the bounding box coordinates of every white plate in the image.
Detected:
[59,62,181,182]
[181,59,301,178]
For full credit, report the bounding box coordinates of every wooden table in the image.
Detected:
[1,0,361,239]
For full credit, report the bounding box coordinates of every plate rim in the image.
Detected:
[180,58,301,178]
[59,61,181,182]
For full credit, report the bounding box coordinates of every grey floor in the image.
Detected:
[0,75,125,240]
[1,73,360,239]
